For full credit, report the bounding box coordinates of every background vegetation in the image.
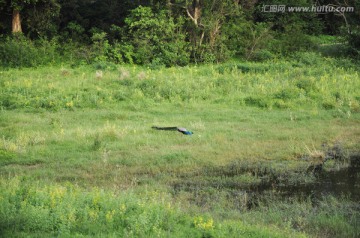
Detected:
[0,0,360,67]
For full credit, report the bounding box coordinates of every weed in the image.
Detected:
[92,134,102,151]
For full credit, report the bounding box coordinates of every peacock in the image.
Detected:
[152,126,193,135]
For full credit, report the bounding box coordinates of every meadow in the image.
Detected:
[0,52,359,237]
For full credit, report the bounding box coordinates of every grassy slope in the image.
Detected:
[0,54,359,237]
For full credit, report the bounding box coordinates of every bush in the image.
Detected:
[123,6,190,67]
[0,35,61,68]
[224,20,273,60]
[270,24,316,55]
[252,49,274,62]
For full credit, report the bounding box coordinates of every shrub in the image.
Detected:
[0,35,61,68]
[224,20,273,60]
[252,49,275,62]
[270,25,317,55]
[123,6,190,67]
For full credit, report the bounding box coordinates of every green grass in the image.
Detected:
[0,177,309,238]
[0,55,359,237]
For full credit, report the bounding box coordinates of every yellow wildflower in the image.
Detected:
[66,101,74,108]
[119,204,126,213]
[49,186,66,208]
[105,210,116,223]
[194,216,214,230]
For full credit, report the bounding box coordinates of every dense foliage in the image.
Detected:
[0,0,359,67]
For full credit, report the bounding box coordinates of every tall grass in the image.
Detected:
[0,54,359,112]
[0,177,305,237]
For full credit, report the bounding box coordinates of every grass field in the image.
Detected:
[0,53,359,237]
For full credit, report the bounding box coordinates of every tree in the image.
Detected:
[58,0,136,41]
[167,0,243,62]
[25,0,61,38]
[11,0,38,33]
[0,0,60,35]
[0,0,9,33]
[254,0,323,35]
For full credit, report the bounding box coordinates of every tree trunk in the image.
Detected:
[12,9,22,33]
[186,0,201,26]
